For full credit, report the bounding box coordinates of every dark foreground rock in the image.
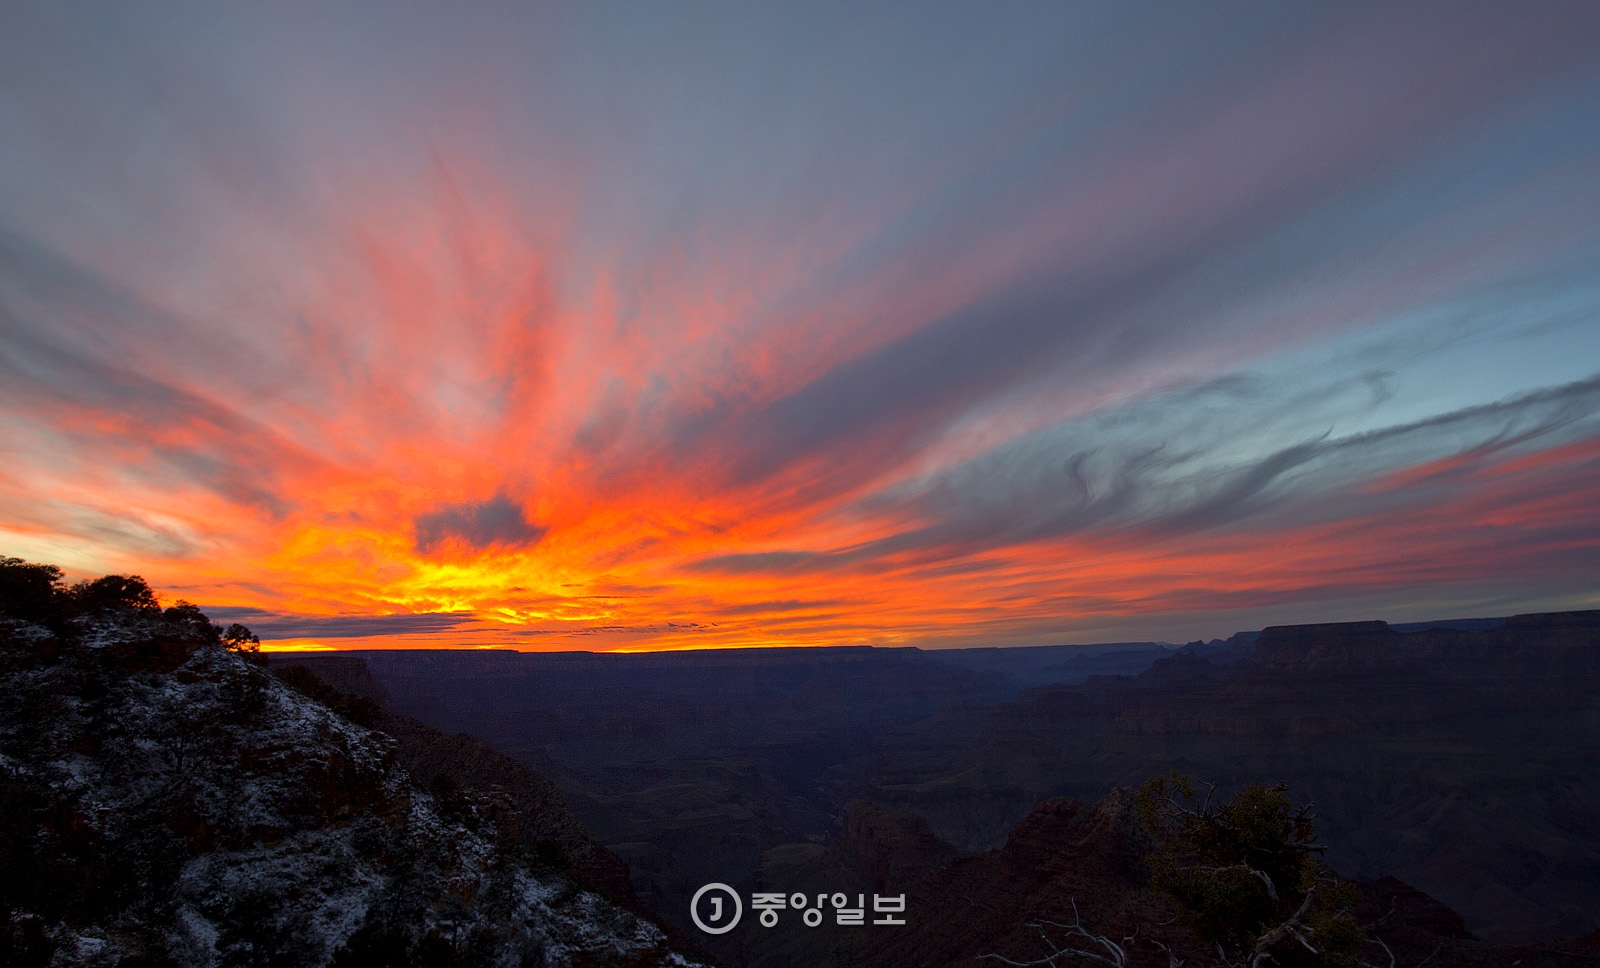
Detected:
[0,610,704,968]
[729,795,1600,968]
[267,653,638,903]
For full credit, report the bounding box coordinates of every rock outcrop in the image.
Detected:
[742,793,1595,968]
[838,612,1600,943]
[0,607,703,968]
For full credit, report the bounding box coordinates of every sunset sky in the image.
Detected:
[2,2,1598,651]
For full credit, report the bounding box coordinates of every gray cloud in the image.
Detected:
[413,493,546,555]
[655,3,1600,497]
[0,227,311,517]
[200,607,474,639]
[892,371,1600,553]
[687,371,1600,577]
[3,0,1599,640]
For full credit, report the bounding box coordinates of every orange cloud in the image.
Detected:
[5,17,1600,649]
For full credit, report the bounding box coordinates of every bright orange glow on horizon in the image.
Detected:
[3,5,1599,649]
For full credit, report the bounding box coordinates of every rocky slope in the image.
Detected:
[736,794,1598,968]
[835,614,1600,943]
[353,645,1026,935]
[342,612,1600,948]
[266,654,638,903]
[0,600,704,968]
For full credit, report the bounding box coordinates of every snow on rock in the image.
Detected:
[0,613,706,967]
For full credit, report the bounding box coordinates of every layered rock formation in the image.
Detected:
[733,793,1584,968]
[296,611,1598,950]
[838,613,1600,943]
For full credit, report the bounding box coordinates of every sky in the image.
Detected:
[2,1,1598,651]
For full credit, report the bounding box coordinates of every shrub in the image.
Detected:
[0,557,66,627]
[1138,772,1363,968]
[69,574,161,615]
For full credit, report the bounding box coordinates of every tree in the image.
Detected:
[163,602,222,644]
[980,898,1133,968]
[0,557,66,626]
[222,623,265,665]
[68,574,161,615]
[221,622,260,651]
[1137,773,1363,968]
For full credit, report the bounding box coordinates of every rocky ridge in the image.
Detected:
[835,613,1600,943]
[0,601,704,968]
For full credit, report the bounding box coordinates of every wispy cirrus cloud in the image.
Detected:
[0,2,1597,648]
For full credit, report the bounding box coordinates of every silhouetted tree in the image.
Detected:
[0,556,66,627]
[1138,772,1363,968]
[69,573,161,615]
[222,622,265,665]
[163,601,222,644]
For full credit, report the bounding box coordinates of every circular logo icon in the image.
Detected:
[690,883,743,934]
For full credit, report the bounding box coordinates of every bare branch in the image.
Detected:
[980,899,1129,968]
[1150,939,1184,968]
[1249,886,1319,968]
[1375,938,1396,968]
